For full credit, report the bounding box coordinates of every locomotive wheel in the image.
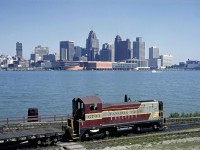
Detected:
[136,126,141,132]
[133,126,141,133]
[101,131,109,139]
[81,132,90,142]
[153,124,159,131]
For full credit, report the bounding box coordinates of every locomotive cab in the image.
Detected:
[73,98,85,120]
[66,96,103,140]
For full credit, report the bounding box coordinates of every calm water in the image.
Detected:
[0,70,199,118]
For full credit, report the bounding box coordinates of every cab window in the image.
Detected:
[90,103,98,111]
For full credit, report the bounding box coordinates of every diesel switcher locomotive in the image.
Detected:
[66,95,164,140]
[0,95,165,149]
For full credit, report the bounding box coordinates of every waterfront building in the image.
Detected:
[86,30,99,61]
[113,62,137,70]
[149,46,159,59]
[86,61,113,70]
[34,45,49,62]
[114,35,131,62]
[126,58,148,68]
[133,37,145,66]
[60,41,75,61]
[43,54,56,62]
[149,58,161,69]
[16,42,22,58]
[100,43,114,62]
[19,60,29,68]
[0,55,14,68]
[186,59,200,69]
[160,54,173,67]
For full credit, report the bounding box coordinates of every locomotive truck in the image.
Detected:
[65,95,164,141]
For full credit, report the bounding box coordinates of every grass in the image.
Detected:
[81,129,200,149]
[128,141,200,150]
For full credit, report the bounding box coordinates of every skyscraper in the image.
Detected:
[148,46,160,69]
[86,30,99,61]
[133,37,145,61]
[114,35,131,62]
[60,41,67,61]
[16,42,22,58]
[149,46,159,59]
[100,43,114,62]
[34,45,49,62]
[60,41,75,61]
[66,41,75,61]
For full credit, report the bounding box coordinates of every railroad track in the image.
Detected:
[1,118,200,149]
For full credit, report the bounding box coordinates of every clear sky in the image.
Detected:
[0,0,199,64]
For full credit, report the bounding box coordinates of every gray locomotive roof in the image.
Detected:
[73,96,102,104]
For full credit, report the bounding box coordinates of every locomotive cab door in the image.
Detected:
[73,99,85,135]
[158,101,163,118]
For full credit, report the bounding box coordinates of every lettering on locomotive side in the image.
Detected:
[85,113,102,120]
[103,109,139,117]
[111,111,129,116]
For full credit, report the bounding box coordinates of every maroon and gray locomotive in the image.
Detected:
[66,96,164,140]
[0,95,164,149]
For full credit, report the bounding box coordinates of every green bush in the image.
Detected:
[169,112,200,118]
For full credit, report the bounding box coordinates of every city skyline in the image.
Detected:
[0,0,200,64]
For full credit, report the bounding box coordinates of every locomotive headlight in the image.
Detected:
[0,140,4,143]
[30,135,36,139]
[20,137,27,141]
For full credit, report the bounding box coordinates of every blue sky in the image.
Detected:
[0,0,199,64]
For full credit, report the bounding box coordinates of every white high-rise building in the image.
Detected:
[160,54,173,67]
[34,45,49,62]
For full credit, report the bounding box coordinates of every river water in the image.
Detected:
[0,70,199,118]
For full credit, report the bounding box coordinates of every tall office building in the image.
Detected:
[148,46,160,69]
[34,45,49,62]
[86,30,99,61]
[67,41,75,61]
[60,41,75,61]
[16,42,22,58]
[133,37,145,60]
[160,54,173,67]
[149,46,159,59]
[60,41,67,61]
[100,43,114,62]
[114,35,131,62]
